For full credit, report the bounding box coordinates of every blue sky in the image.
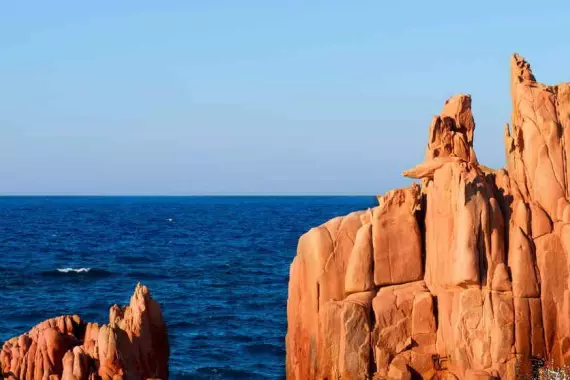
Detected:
[0,1,569,195]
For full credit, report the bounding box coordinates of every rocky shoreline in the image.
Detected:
[286,54,570,379]
[0,283,169,380]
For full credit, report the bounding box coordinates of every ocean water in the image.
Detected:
[0,196,377,379]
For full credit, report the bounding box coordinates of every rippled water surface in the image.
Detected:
[0,196,377,379]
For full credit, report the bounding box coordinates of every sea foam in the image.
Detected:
[57,267,91,273]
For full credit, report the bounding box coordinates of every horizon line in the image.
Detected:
[0,193,379,197]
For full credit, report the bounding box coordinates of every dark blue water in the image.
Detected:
[0,196,376,379]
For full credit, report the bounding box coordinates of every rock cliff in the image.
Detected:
[286,54,570,379]
[0,283,169,380]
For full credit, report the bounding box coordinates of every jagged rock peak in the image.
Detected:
[426,93,477,164]
[0,283,169,380]
[511,52,536,83]
[286,53,570,379]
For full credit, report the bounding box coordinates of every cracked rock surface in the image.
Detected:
[0,284,169,380]
[286,54,570,379]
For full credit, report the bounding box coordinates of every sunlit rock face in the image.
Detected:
[286,54,570,379]
[0,283,169,380]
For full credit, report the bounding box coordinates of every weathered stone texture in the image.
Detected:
[1,284,169,380]
[286,54,570,378]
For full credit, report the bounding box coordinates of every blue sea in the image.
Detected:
[0,196,377,379]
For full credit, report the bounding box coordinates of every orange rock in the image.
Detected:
[491,263,511,292]
[286,54,570,379]
[339,292,374,379]
[286,226,333,379]
[387,360,411,380]
[371,281,436,376]
[530,202,553,239]
[535,232,569,364]
[1,284,168,380]
[345,223,374,294]
[373,185,423,286]
[426,94,477,164]
[104,283,169,379]
[507,53,566,218]
[402,156,463,179]
[319,212,364,304]
[465,369,496,380]
[316,300,343,379]
[509,226,540,298]
[61,346,90,380]
[412,159,505,292]
[411,292,436,337]
[0,315,82,380]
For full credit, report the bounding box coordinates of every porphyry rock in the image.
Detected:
[286,54,570,379]
[373,184,423,286]
[0,283,169,380]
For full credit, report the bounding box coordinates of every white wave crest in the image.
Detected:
[57,267,91,273]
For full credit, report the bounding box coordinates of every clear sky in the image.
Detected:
[1,1,569,195]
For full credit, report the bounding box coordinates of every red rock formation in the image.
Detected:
[286,54,570,379]
[0,283,169,380]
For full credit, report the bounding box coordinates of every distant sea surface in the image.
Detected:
[0,196,377,379]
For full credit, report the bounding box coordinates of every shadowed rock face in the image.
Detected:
[0,283,169,380]
[286,54,570,379]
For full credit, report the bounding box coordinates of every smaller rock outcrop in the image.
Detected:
[0,283,169,380]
